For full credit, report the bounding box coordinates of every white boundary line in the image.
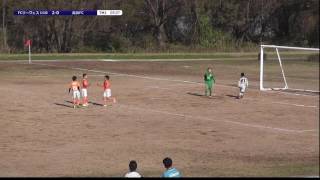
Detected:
[33,62,319,109]
[34,62,206,84]
[117,104,317,134]
[0,59,101,63]
[27,62,319,134]
[0,58,258,63]
[147,86,318,108]
[272,101,318,108]
[32,60,317,97]
[2,60,319,97]
[0,56,306,63]
[263,89,319,97]
[8,74,121,78]
[146,86,171,90]
[100,58,258,62]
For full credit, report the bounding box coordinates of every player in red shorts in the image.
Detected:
[81,73,90,107]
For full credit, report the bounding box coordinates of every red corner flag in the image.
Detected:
[24,39,31,46]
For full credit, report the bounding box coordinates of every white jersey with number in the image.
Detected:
[238,77,248,92]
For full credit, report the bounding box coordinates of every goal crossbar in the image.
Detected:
[261,45,319,51]
[260,45,320,93]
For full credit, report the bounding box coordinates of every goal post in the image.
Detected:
[259,45,320,93]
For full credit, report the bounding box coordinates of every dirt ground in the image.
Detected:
[0,60,319,177]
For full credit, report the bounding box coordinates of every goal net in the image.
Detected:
[259,45,319,95]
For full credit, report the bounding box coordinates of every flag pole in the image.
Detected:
[28,42,31,64]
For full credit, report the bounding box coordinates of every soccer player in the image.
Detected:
[204,67,215,97]
[97,75,116,107]
[81,73,89,107]
[124,160,142,178]
[68,76,81,108]
[162,157,181,178]
[238,72,249,99]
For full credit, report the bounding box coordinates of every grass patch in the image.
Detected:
[0,51,316,61]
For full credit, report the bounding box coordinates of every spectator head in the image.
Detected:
[129,160,138,172]
[72,76,77,81]
[163,157,173,169]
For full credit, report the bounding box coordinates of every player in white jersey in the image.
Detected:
[238,72,249,99]
[124,160,142,178]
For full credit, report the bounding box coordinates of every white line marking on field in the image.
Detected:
[264,90,319,97]
[101,57,307,62]
[86,74,123,77]
[164,83,200,87]
[28,75,50,78]
[0,56,307,63]
[0,59,103,63]
[6,60,319,97]
[101,58,258,62]
[272,101,318,108]
[33,62,207,84]
[33,60,318,96]
[15,74,122,78]
[6,60,318,96]
[117,104,317,134]
[241,97,318,108]
[33,62,319,108]
[146,86,171,90]
[147,86,318,108]
[0,58,257,63]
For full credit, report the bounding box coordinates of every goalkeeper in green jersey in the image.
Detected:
[204,67,215,97]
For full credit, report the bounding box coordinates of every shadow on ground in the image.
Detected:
[54,103,73,108]
[187,92,224,99]
[65,100,103,106]
[187,92,205,97]
[226,94,239,99]
[88,101,104,106]
[54,100,104,108]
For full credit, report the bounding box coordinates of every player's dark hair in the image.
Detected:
[72,76,77,81]
[83,73,87,78]
[163,157,172,169]
[105,75,110,80]
[241,72,245,77]
[129,160,137,172]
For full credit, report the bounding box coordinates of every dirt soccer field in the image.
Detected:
[0,59,319,177]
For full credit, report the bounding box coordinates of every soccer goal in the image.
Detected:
[259,45,319,94]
